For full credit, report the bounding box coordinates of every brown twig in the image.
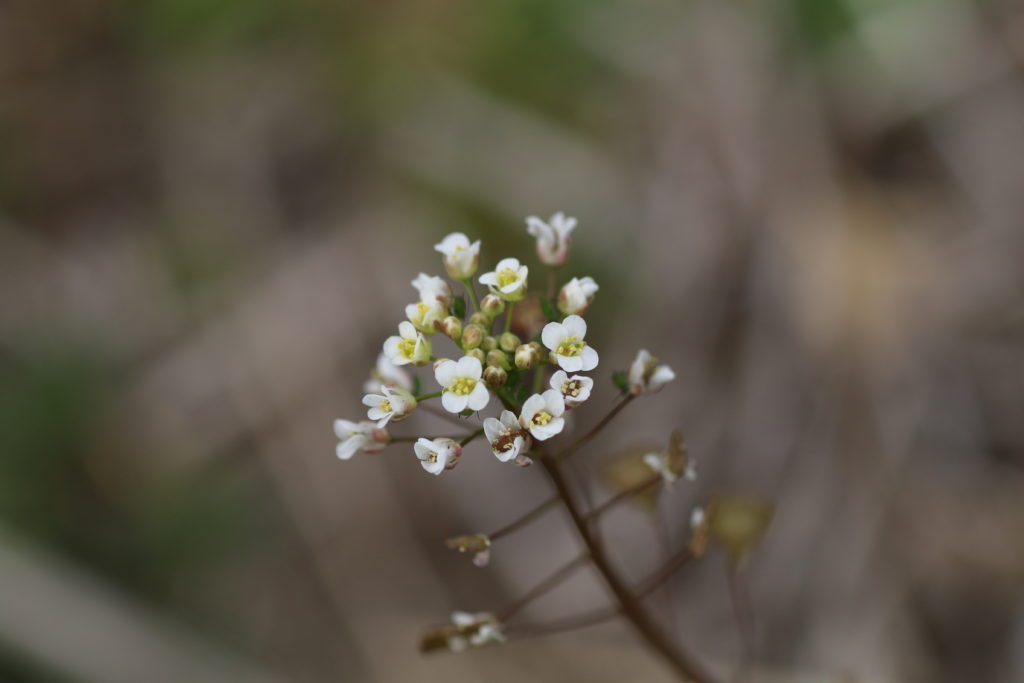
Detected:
[556,394,635,462]
[496,553,590,622]
[487,494,559,541]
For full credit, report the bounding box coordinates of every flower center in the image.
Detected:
[449,377,477,395]
[497,268,519,288]
[556,336,585,357]
[494,430,518,452]
[414,302,430,322]
[563,380,583,398]
[426,452,438,463]
[532,410,552,426]
[379,399,393,413]
[398,338,417,359]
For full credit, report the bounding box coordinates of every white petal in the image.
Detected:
[579,345,599,371]
[383,336,402,360]
[442,391,469,413]
[556,354,583,372]
[519,393,546,423]
[435,233,469,254]
[573,377,594,402]
[434,359,458,387]
[466,382,490,411]
[541,322,565,350]
[478,271,499,286]
[398,321,417,339]
[562,314,587,339]
[456,355,482,379]
[336,436,365,460]
[650,365,676,389]
[482,417,504,443]
[362,394,385,408]
[413,438,434,458]
[549,370,568,392]
[333,419,360,439]
[498,410,519,430]
[541,389,565,417]
[530,417,564,441]
[495,257,520,271]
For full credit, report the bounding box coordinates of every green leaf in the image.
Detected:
[452,295,466,319]
[612,370,629,394]
[540,298,558,322]
[460,408,474,417]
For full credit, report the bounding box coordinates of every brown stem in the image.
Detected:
[540,455,716,682]
[496,553,590,622]
[488,494,559,541]
[556,395,635,462]
[421,404,474,428]
[507,606,619,639]
[459,429,484,446]
[585,472,661,521]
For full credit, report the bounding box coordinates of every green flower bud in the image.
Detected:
[469,312,491,327]
[441,316,463,342]
[461,323,485,350]
[486,349,511,371]
[483,365,508,387]
[466,348,486,363]
[480,294,505,318]
[481,336,498,352]
[499,332,521,353]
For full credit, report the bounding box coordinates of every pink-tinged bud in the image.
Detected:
[499,332,521,353]
[480,293,505,318]
[483,365,507,387]
[557,276,599,316]
[442,316,463,341]
[461,324,485,350]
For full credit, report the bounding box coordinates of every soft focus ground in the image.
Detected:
[2,1,1024,681]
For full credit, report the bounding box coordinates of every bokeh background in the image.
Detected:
[3,0,1024,681]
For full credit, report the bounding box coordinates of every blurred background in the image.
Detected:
[2,0,1024,681]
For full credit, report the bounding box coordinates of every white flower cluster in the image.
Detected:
[332,211,677,479]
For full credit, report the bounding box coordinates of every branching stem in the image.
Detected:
[488,494,559,541]
[556,394,635,462]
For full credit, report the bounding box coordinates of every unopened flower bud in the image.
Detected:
[558,276,599,316]
[528,341,548,365]
[480,293,505,318]
[461,324,485,350]
[515,344,534,369]
[481,336,498,352]
[483,365,507,387]
[469,312,490,327]
[486,349,511,371]
[442,316,463,342]
[466,348,485,363]
[499,332,521,353]
[432,357,452,373]
[434,233,481,280]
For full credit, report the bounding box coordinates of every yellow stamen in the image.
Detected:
[556,336,585,357]
[563,380,582,398]
[379,399,392,413]
[532,411,552,426]
[497,268,519,288]
[448,377,477,395]
[398,338,417,359]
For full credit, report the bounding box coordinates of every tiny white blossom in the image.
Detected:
[541,315,599,372]
[482,410,528,462]
[628,349,675,395]
[643,451,678,487]
[472,548,491,567]
[411,272,452,305]
[690,506,706,530]
[549,369,593,408]
[333,419,389,460]
[435,356,490,413]
[478,257,528,302]
[526,212,576,266]
[363,352,414,394]
[414,437,462,475]
[383,321,432,366]
[405,300,447,335]
[519,389,566,441]
[362,385,416,427]
[557,276,598,316]
[450,612,505,647]
[434,233,481,280]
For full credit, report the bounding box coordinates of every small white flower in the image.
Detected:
[526,212,576,266]
[363,352,414,394]
[414,437,462,475]
[478,257,528,302]
[435,356,490,413]
[450,612,505,647]
[643,451,678,487]
[411,272,452,305]
[483,410,528,462]
[362,385,417,427]
[628,349,675,395]
[333,419,389,460]
[383,321,432,366]
[472,548,491,567]
[549,369,593,408]
[405,299,447,335]
[519,389,566,441]
[434,233,481,280]
[558,276,599,316]
[541,315,599,372]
